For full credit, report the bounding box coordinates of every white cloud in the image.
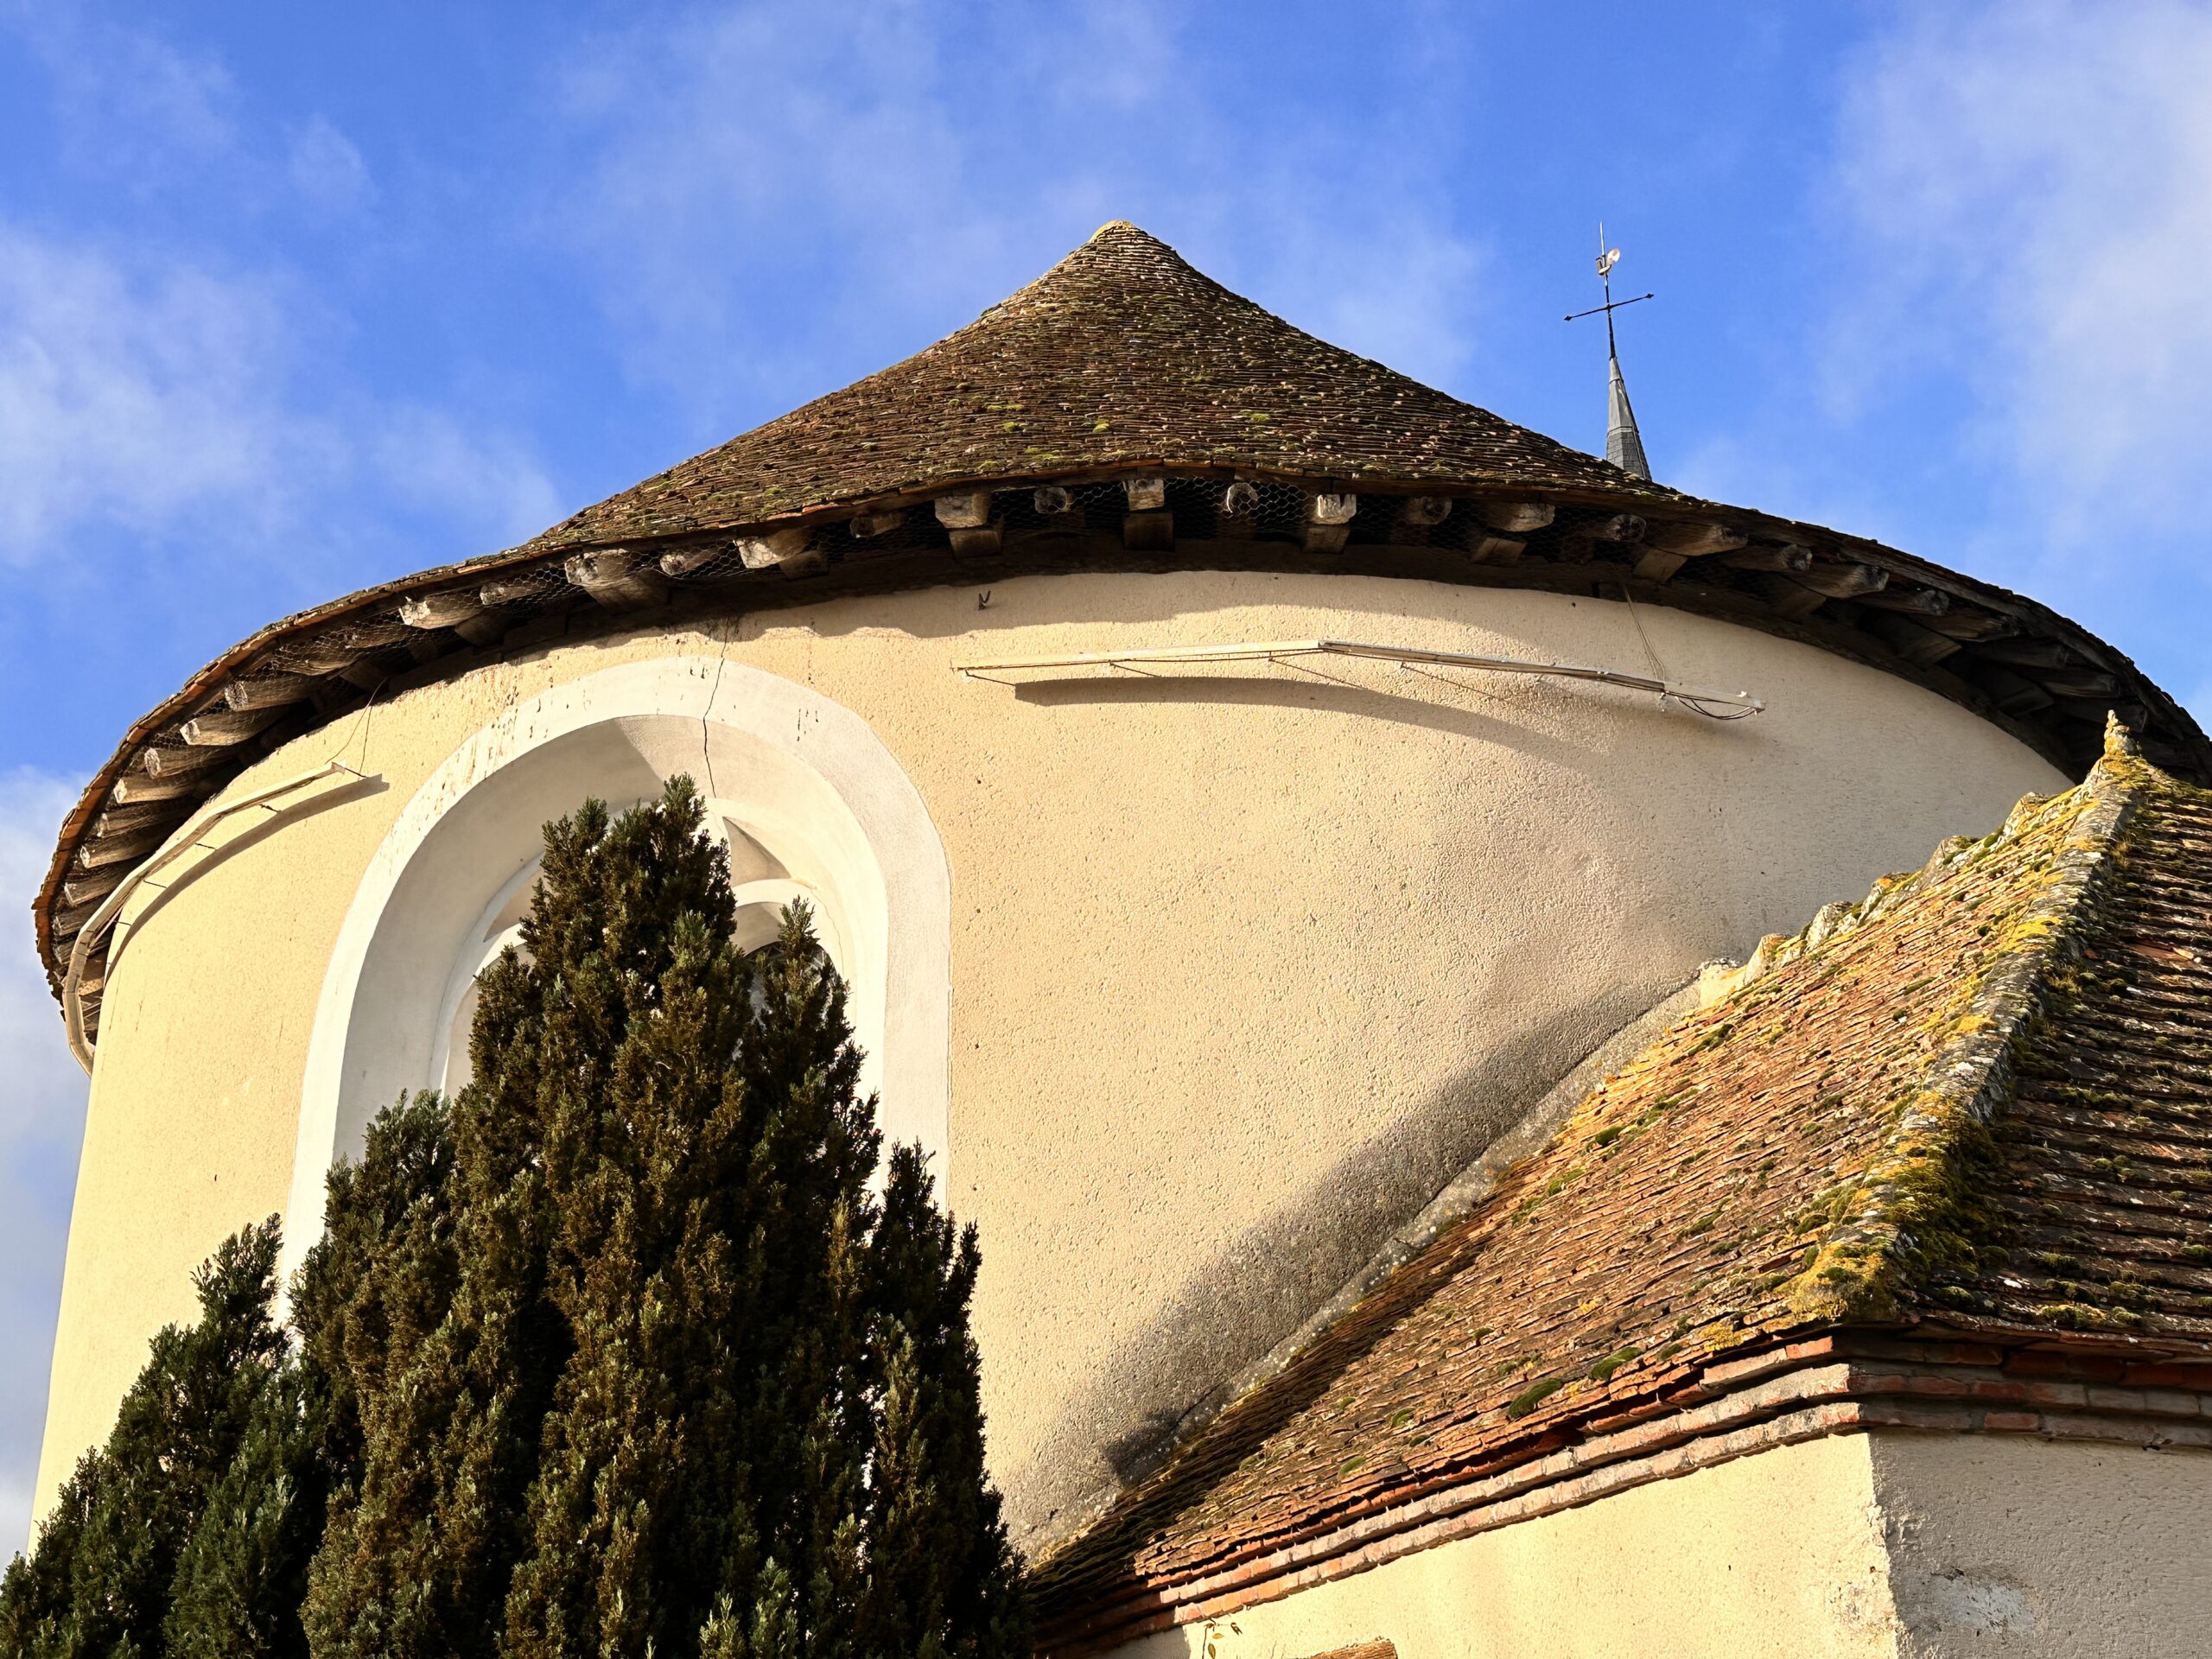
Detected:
[0,228,324,560]
[3,3,236,189]
[0,768,89,1563]
[550,0,1491,404]
[554,3,1007,397]
[0,222,557,578]
[5,5,373,221]
[1829,1,2212,548]
[373,405,564,543]
[288,116,377,218]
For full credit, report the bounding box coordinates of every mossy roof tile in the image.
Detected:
[1034,721,2212,1628]
[525,221,1666,550]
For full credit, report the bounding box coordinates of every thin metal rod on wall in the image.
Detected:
[63,760,374,1071]
[956,638,1764,719]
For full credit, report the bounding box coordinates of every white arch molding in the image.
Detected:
[281,657,953,1282]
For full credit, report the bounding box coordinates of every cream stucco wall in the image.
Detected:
[1103,1432,2212,1659]
[1109,1433,1901,1659]
[35,569,2064,1541]
[1868,1433,2212,1656]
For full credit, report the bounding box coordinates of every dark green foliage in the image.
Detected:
[165,1092,461,1659]
[162,1363,322,1659]
[0,1220,288,1657]
[295,1090,474,1657]
[0,1452,98,1656]
[311,778,1027,1658]
[859,1147,1028,1659]
[8,778,1024,1659]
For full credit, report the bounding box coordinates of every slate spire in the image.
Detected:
[1606,350,1650,480]
[1571,230,1655,481]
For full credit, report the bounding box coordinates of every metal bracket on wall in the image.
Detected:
[955,638,1764,719]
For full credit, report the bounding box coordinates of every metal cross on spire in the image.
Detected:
[1565,225,1654,480]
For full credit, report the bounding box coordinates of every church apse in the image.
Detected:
[31,225,2198,1637]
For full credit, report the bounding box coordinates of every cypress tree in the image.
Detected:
[309,778,1026,1658]
[0,1219,288,1657]
[163,1090,461,1659]
[8,779,1023,1657]
[161,1363,322,1659]
[857,1144,1027,1658]
[0,1446,99,1656]
[0,1096,461,1658]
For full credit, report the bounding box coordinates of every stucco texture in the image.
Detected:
[1870,1433,2212,1657]
[35,569,2063,1541]
[1109,1433,1901,1659]
[1103,1433,2212,1659]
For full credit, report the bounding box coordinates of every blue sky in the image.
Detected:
[5,0,2211,1554]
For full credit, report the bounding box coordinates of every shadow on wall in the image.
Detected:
[1003,670,1737,762]
[1002,980,1670,1554]
[777,571,1777,764]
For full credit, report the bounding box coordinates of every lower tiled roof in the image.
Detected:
[1033,720,2212,1638]
[1939,779,2212,1334]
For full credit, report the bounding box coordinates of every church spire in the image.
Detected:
[1567,227,1654,480]
[1606,350,1649,480]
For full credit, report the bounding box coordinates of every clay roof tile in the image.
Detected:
[526,221,1669,551]
[1033,723,2212,1643]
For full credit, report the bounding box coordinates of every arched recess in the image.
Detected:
[281,656,952,1281]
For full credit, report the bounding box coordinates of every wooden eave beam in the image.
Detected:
[401,588,507,644]
[111,771,203,805]
[1215,480,1259,539]
[52,899,100,944]
[1473,500,1554,533]
[74,827,167,871]
[1978,637,2089,670]
[2040,667,2124,701]
[61,869,124,910]
[180,705,283,747]
[1921,607,2018,643]
[1643,520,1750,556]
[1792,561,1889,600]
[737,527,819,573]
[1467,533,1525,564]
[1860,611,1962,665]
[142,742,229,778]
[1122,477,1173,551]
[1719,543,1813,575]
[92,802,189,838]
[1304,492,1357,552]
[934,490,1002,556]
[1854,584,1951,616]
[222,672,321,712]
[565,548,671,610]
[849,508,906,539]
[479,574,542,606]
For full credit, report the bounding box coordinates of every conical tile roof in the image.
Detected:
[531,221,1666,552]
[32,224,2212,1029]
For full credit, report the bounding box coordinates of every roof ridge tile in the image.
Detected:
[1783,746,2152,1324]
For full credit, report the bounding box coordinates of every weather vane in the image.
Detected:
[1565,224,1654,480]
